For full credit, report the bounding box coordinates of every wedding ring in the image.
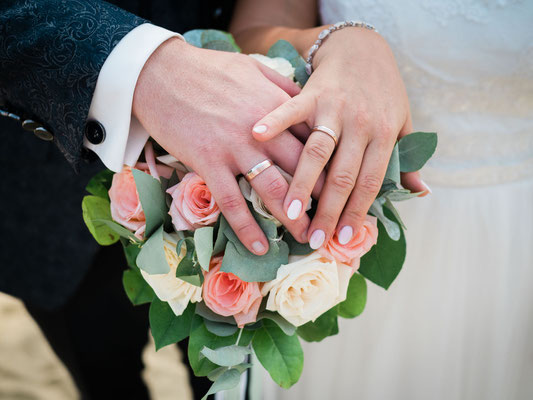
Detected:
[245,159,274,181]
[312,125,339,146]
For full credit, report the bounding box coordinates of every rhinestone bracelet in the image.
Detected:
[305,20,378,75]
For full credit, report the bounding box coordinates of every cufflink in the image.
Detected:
[85,120,106,145]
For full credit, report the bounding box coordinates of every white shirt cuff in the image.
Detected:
[84,23,183,172]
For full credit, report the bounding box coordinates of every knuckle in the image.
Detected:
[354,108,370,130]
[305,138,332,163]
[330,171,357,192]
[265,177,288,199]
[218,193,242,212]
[379,118,395,139]
[343,207,367,224]
[358,173,382,194]
[234,221,256,237]
[317,211,337,228]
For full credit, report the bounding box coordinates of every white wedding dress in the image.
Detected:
[261,1,533,399]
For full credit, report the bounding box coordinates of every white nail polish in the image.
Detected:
[252,241,266,254]
[253,125,267,134]
[422,180,432,194]
[309,230,325,249]
[338,226,353,245]
[287,200,302,220]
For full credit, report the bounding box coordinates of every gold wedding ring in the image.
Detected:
[245,159,274,182]
[312,125,339,146]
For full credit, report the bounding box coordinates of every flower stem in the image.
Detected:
[235,327,244,346]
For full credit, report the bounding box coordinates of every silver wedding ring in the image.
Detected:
[312,125,339,146]
[245,159,274,182]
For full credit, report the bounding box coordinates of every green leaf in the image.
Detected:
[195,302,237,325]
[203,40,239,52]
[204,319,239,337]
[188,315,253,377]
[369,198,401,241]
[256,311,296,336]
[398,131,438,172]
[175,257,203,287]
[123,243,142,269]
[132,169,167,237]
[384,143,401,183]
[183,29,203,47]
[283,231,313,256]
[200,345,252,367]
[221,214,289,282]
[207,363,252,381]
[85,169,114,199]
[213,215,229,255]
[136,226,170,274]
[383,198,406,230]
[252,319,303,389]
[194,227,214,271]
[358,207,406,289]
[296,306,339,342]
[267,39,308,85]
[149,298,194,351]
[202,368,242,400]
[81,195,120,246]
[98,220,141,243]
[200,30,241,52]
[338,273,367,318]
[122,268,154,305]
[382,188,423,202]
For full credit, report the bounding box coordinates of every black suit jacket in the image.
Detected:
[0,0,235,309]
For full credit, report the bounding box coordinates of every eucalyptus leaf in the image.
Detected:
[81,195,120,246]
[213,215,229,255]
[297,306,339,342]
[203,40,239,52]
[132,169,167,237]
[122,243,142,269]
[204,319,239,337]
[85,169,114,199]
[136,226,170,274]
[201,30,241,51]
[195,302,237,325]
[194,227,214,271]
[98,220,141,243]
[256,311,296,336]
[202,368,242,400]
[398,131,438,172]
[382,189,423,202]
[122,268,154,305]
[149,298,194,351]
[384,143,401,183]
[338,273,367,318]
[358,207,406,290]
[208,363,252,382]
[183,29,203,47]
[200,345,252,367]
[383,198,406,230]
[253,319,303,389]
[283,231,313,256]
[189,315,253,377]
[267,39,308,85]
[369,198,401,241]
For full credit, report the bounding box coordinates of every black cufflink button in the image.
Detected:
[85,120,106,145]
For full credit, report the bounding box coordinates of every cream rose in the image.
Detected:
[261,252,352,327]
[249,54,295,81]
[140,232,202,316]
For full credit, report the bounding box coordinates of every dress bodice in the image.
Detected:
[319,0,533,186]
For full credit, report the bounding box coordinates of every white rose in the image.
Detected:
[261,252,352,327]
[140,232,202,316]
[238,167,311,227]
[249,53,295,81]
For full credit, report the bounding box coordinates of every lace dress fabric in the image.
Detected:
[260,2,533,400]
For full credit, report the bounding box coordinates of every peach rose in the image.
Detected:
[109,164,173,239]
[109,166,146,239]
[167,172,220,231]
[319,215,379,264]
[202,256,263,328]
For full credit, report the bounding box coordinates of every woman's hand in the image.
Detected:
[133,38,316,255]
[250,28,429,249]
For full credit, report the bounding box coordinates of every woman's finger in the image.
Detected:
[282,114,340,228]
[254,59,301,98]
[203,168,269,255]
[306,127,367,248]
[336,138,394,244]
[398,109,431,195]
[252,93,313,142]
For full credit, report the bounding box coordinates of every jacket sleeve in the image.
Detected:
[0,0,147,170]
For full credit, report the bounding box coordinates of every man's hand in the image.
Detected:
[132,38,314,255]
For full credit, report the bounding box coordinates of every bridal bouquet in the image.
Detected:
[82,30,437,398]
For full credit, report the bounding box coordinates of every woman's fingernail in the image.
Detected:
[252,241,266,254]
[253,124,268,134]
[309,230,325,249]
[338,226,353,245]
[287,200,302,220]
[422,180,432,195]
